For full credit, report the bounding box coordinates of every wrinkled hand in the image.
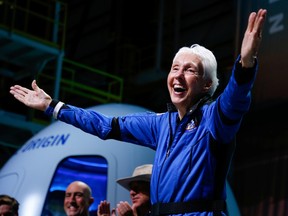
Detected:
[98,200,111,216]
[10,80,52,111]
[241,8,267,68]
[116,201,135,216]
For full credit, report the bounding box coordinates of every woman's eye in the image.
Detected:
[171,68,178,73]
[186,69,197,74]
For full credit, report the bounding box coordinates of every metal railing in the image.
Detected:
[0,0,67,49]
[0,0,124,125]
[38,58,124,105]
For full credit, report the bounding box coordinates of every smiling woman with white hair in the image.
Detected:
[172,44,219,97]
[10,9,267,216]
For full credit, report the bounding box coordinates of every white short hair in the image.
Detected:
[173,44,219,96]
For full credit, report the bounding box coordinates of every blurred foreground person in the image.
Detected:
[0,194,19,216]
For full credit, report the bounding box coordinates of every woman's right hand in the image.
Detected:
[10,79,52,111]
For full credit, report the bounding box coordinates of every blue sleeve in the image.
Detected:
[44,103,158,148]
[117,112,159,149]
[208,55,258,143]
[220,55,258,120]
[46,104,114,139]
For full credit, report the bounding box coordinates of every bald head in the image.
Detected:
[64,181,94,216]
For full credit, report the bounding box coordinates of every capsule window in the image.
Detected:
[41,155,108,216]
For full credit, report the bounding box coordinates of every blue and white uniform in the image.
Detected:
[45,56,258,216]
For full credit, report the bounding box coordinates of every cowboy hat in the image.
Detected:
[116,164,153,191]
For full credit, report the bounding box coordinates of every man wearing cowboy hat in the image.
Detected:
[98,164,152,216]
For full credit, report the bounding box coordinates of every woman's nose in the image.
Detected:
[174,69,184,78]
